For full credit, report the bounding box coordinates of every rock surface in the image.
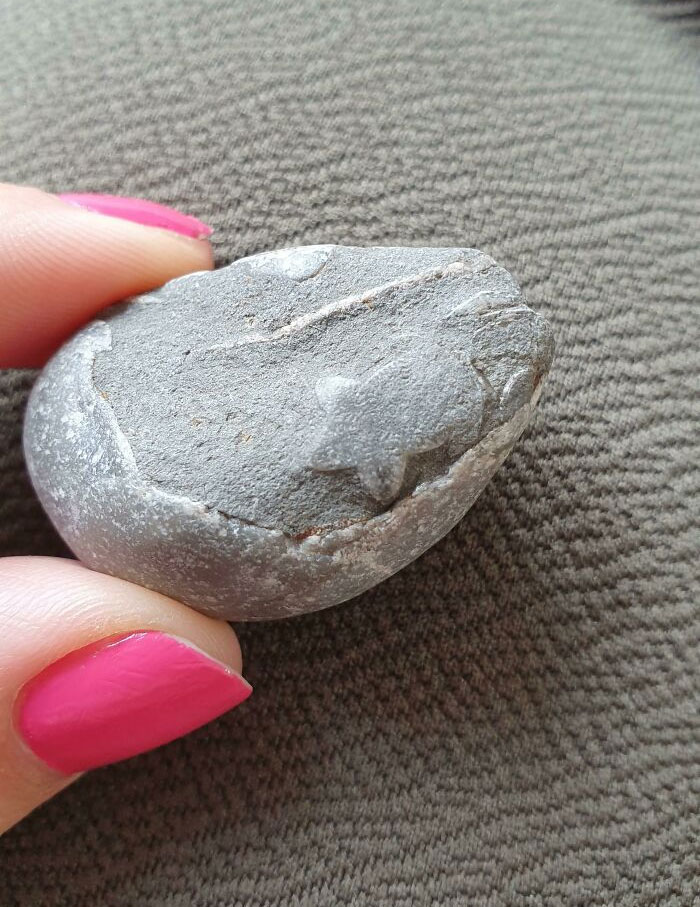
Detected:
[24,245,554,620]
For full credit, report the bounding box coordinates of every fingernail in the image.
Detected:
[17,632,251,774]
[58,193,213,239]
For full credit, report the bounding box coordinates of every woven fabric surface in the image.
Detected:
[0,0,698,904]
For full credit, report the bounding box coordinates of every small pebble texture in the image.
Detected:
[25,246,553,618]
[0,0,699,904]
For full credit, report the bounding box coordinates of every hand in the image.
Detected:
[0,184,252,833]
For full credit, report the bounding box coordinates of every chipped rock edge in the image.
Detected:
[25,311,540,620]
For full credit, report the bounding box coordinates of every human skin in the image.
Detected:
[0,184,252,833]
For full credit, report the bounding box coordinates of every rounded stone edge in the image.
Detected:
[24,247,553,620]
[24,318,543,619]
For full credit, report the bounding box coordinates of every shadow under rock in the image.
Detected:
[150,453,565,828]
[0,420,575,905]
[636,0,700,39]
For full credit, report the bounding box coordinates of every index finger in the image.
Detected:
[0,185,213,368]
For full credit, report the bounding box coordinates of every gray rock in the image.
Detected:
[24,245,554,620]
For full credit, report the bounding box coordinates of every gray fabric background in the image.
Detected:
[1,0,699,904]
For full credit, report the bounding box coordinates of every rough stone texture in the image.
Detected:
[24,245,553,619]
[1,1,699,905]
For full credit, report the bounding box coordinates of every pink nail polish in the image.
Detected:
[17,632,251,774]
[58,193,213,239]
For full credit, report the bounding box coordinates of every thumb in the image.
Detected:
[0,557,251,833]
[0,183,214,368]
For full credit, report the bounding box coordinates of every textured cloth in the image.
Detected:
[0,0,699,904]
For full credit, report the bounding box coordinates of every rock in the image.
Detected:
[24,245,554,620]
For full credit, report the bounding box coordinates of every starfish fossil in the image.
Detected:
[306,358,485,503]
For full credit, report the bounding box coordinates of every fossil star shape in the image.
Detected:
[307,358,466,503]
[306,369,411,501]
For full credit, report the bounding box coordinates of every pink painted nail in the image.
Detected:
[58,193,213,239]
[17,632,251,774]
